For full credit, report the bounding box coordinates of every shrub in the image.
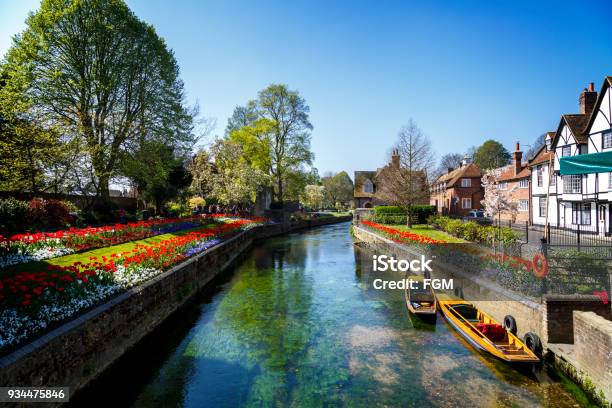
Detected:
[27,198,72,230]
[429,215,521,245]
[188,196,206,209]
[0,198,30,233]
[373,205,436,224]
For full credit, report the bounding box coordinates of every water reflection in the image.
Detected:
[71,222,588,408]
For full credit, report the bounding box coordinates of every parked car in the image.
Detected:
[462,210,492,225]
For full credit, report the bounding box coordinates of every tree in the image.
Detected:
[189,150,215,198]
[208,139,270,205]
[481,169,518,222]
[225,102,258,135]
[434,153,463,179]
[526,133,546,160]
[473,140,511,170]
[321,171,354,209]
[375,119,435,227]
[301,185,325,211]
[0,0,195,203]
[256,84,314,203]
[121,141,191,212]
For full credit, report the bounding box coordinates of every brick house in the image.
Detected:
[491,142,531,223]
[353,150,428,208]
[353,151,401,208]
[430,159,483,216]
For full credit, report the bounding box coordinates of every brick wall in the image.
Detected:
[573,311,612,404]
[544,295,611,344]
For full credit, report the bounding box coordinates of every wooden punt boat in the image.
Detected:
[404,275,437,317]
[438,300,540,363]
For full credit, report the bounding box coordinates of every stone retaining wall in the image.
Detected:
[545,295,611,344]
[573,311,612,405]
[0,216,350,404]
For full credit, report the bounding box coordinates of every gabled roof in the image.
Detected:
[433,163,482,187]
[583,76,612,135]
[528,143,554,167]
[496,164,530,182]
[551,114,588,148]
[353,170,376,198]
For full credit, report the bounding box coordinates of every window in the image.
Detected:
[518,200,529,212]
[603,131,612,149]
[563,175,581,194]
[561,146,572,157]
[609,173,612,189]
[363,179,373,193]
[461,178,471,187]
[537,166,543,187]
[550,172,556,186]
[572,203,591,225]
[519,179,529,188]
[579,144,588,155]
[499,182,508,190]
[462,198,472,209]
[539,197,547,217]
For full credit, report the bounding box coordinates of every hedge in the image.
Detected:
[428,215,520,245]
[372,205,436,224]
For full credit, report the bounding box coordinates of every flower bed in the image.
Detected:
[361,220,445,244]
[0,217,265,352]
[0,214,266,268]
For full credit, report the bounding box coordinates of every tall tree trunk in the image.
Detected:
[276,170,283,204]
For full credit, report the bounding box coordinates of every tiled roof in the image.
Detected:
[562,114,589,144]
[353,171,376,198]
[528,144,554,167]
[496,164,530,182]
[433,163,482,187]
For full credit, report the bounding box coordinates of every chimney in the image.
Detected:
[391,149,400,169]
[513,142,523,176]
[461,156,472,166]
[579,82,597,115]
[447,167,454,174]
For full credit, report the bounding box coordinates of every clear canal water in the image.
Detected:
[71,222,592,408]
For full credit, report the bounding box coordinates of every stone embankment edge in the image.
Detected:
[0,216,351,405]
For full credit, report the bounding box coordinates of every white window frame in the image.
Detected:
[603,131,612,149]
[499,182,508,190]
[572,203,591,225]
[539,197,547,217]
[561,146,572,157]
[609,172,612,190]
[537,166,543,187]
[518,179,529,188]
[460,178,471,188]
[461,198,472,209]
[518,199,528,212]
[563,175,581,194]
[550,172,556,186]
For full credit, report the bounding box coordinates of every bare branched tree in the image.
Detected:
[375,119,436,227]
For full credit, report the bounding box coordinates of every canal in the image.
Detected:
[71,222,589,407]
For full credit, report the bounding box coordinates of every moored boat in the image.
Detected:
[438,300,540,363]
[405,275,437,318]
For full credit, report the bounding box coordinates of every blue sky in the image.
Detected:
[1,1,611,178]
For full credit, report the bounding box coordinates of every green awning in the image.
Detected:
[559,151,612,175]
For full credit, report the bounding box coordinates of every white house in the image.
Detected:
[537,77,612,235]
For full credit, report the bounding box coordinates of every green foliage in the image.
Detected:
[0,198,29,233]
[429,215,520,245]
[473,140,511,170]
[372,205,436,224]
[321,171,353,209]
[0,0,196,201]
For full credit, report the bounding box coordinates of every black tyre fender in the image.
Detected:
[503,315,517,335]
[523,332,543,357]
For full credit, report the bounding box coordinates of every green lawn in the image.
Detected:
[390,224,465,243]
[1,223,218,276]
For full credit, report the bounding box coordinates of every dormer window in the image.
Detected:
[363,179,374,193]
